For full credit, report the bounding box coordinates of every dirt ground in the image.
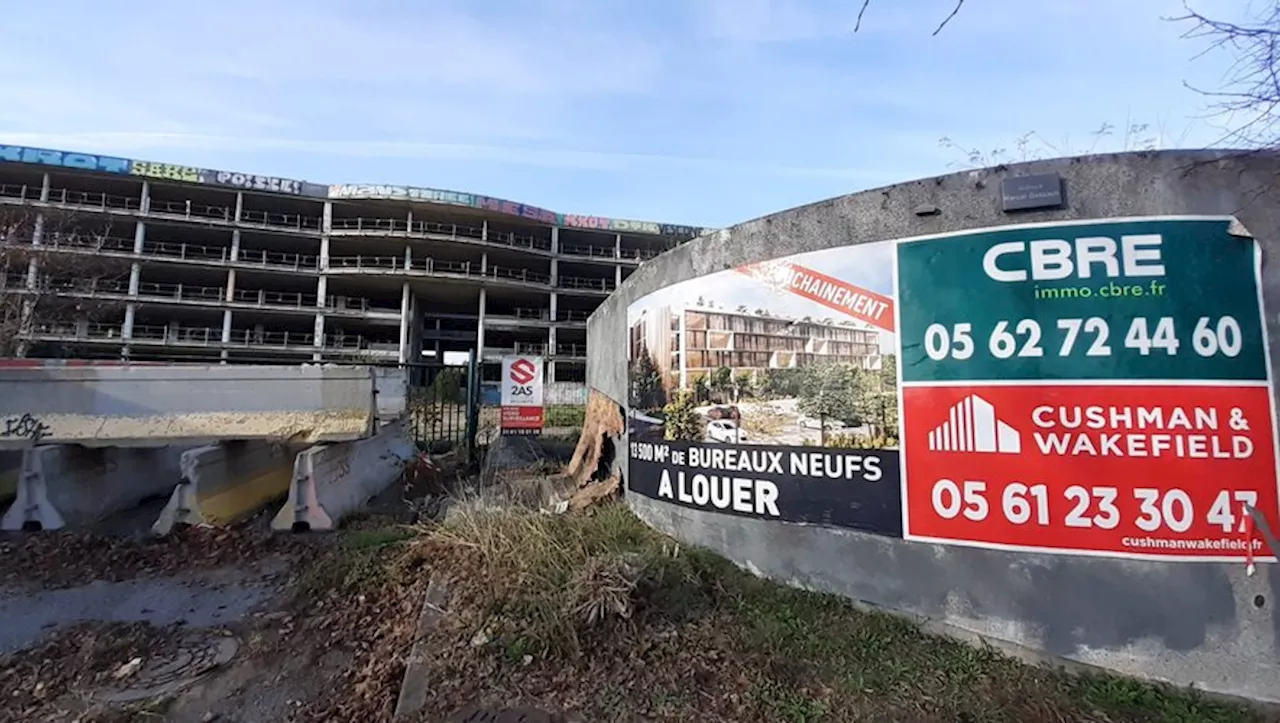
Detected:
[3,459,1276,723]
[0,473,439,723]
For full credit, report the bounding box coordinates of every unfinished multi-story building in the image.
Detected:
[629,305,882,392]
[0,144,710,384]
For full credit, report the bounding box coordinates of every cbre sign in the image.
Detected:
[500,356,544,436]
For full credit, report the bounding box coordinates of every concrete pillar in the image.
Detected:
[128,223,145,293]
[39,172,50,201]
[229,229,241,262]
[322,202,332,234]
[481,220,488,241]
[480,252,488,275]
[313,307,326,361]
[614,233,621,258]
[549,292,558,322]
[234,192,243,223]
[615,264,622,287]
[319,236,330,271]
[550,227,559,254]
[139,180,150,214]
[408,293,422,364]
[220,309,233,346]
[398,282,411,364]
[407,209,413,232]
[404,246,412,271]
[121,222,147,353]
[551,258,558,286]
[476,288,487,358]
[549,360,557,383]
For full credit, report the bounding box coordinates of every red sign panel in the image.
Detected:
[735,260,896,333]
[500,405,544,436]
[901,383,1280,561]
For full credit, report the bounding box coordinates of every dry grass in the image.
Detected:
[402,502,1276,723]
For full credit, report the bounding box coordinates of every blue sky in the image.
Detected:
[0,0,1249,229]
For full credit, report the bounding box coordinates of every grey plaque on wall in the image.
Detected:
[1000,173,1064,212]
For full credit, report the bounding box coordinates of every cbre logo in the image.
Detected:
[510,358,537,385]
[928,393,1022,454]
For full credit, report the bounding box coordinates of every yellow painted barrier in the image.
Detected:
[153,442,298,535]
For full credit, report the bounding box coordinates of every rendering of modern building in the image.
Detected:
[0,144,711,383]
[629,305,881,391]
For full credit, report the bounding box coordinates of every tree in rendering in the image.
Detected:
[710,366,734,403]
[662,389,702,442]
[629,341,666,411]
[797,363,861,446]
[0,206,127,358]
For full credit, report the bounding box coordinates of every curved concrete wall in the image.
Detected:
[587,149,1280,702]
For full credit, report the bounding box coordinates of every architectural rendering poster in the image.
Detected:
[626,241,904,537]
[626,216,1280,562]
[896,216,1279,562]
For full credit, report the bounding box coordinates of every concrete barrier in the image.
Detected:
[0,451,19,504]
[0,364,378,450]
[152,441,300,536]
[1,445,187,530]
[271,416,416,532]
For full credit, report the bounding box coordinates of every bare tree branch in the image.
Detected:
[854,0,871,33]
[853,0,964,34]
[0,206,130,358]
[1169,1,1280,148]
[933,0,966,36]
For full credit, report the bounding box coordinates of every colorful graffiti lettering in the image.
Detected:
[131,161,203,183]
[213,170,302,195]
[328,184,476,207]
[562,215,662,235]
[0,142,716,236]
[0,145,131,175]
[475,195,558,225]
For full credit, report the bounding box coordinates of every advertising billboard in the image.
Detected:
[626,216,1280,562]
[500,356,545,436]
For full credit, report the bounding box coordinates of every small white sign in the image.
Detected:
[500,356,544,407]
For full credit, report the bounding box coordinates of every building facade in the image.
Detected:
[629,305,881,391]
[0,144,712,383]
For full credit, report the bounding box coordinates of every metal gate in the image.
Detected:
[406,352,480,461]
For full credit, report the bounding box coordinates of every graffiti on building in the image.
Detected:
[563,215,662,235]
[328,184,476,207]
[0,145,131,174]
[131,161,204,183]
[213,170,302,195]
[475,195,559,225]
[661,224,704,239]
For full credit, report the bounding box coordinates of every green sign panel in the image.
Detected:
[896,217,1268,383]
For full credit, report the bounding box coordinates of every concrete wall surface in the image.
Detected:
[587,150,1280,702]
[0,364,378,449]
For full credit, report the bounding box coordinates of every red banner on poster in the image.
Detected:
[735,260,895,333]
[900,383,1280,561]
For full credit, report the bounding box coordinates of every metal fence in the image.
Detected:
[406,355,480,459]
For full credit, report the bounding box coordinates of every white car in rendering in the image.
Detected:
[705,420,747,443]
[797,415,847,431]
